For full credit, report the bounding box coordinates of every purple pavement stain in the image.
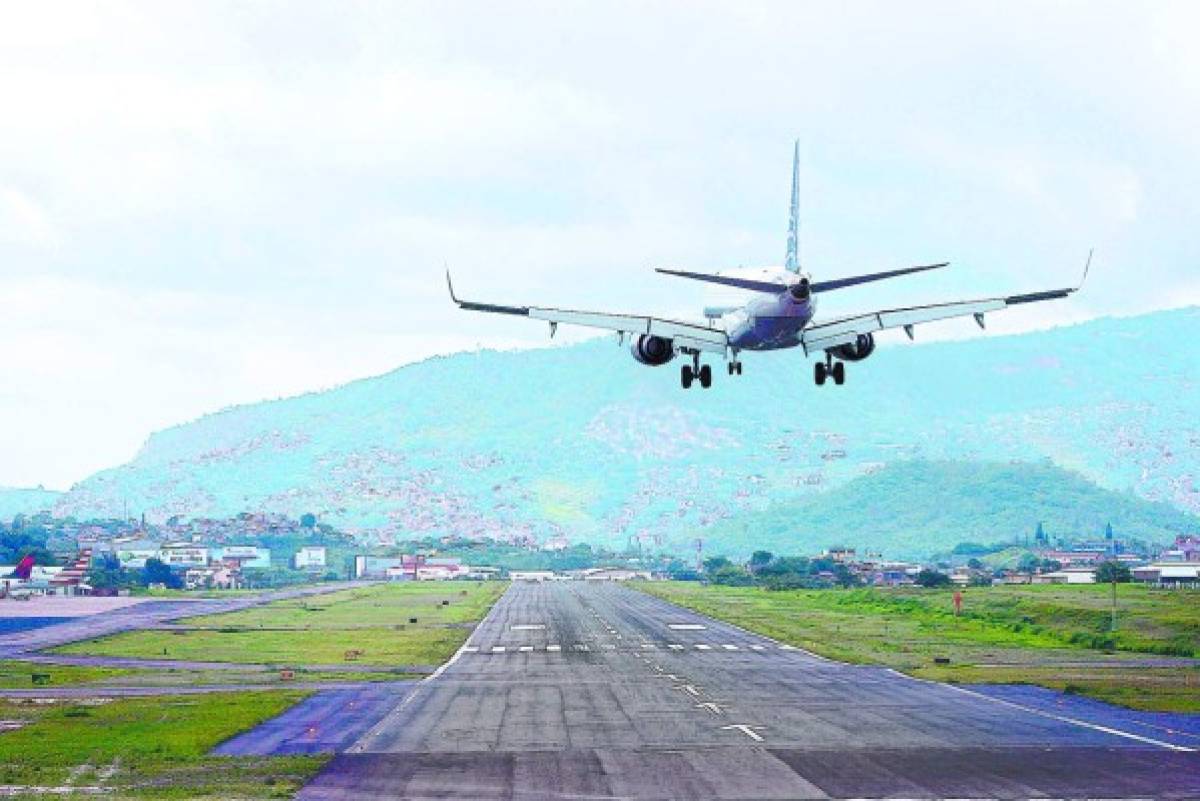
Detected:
[0,617,72,635]
[965,683,1200,749]
[212,682,414,755]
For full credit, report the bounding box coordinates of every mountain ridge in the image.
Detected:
[51,306,1200,557]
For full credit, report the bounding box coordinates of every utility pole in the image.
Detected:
[1110,567,1118,633]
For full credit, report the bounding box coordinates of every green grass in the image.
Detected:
[56,581,507,668]
[636,582,1200,712]
[0,660,138,688]
[0,691,323,798]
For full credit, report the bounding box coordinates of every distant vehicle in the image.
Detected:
[449,142,1089,389]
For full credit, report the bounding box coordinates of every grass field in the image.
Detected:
[636,582,1200,712]
[0,660,137,688]
[55,581,507,668]
[0,691,323,798]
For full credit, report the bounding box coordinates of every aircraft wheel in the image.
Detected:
[699,364,713,388]
[737,362,743,375]
[814,361,827,386]
[832,362,845,385]
[681,365,694,389]
[727,362,735,376]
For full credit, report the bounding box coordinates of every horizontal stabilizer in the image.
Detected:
[810,262,948,293]
[655,269,788,294]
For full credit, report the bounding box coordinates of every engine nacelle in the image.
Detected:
[630,334,676,366]
[829,333,875,362]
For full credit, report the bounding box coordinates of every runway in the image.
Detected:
[299,580,1199,800]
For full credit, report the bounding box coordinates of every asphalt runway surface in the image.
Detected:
[0,583,361,660]
[300,580,1200,800]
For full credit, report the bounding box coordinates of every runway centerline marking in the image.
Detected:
[518,646,533,652]
[695,644,712,650]
[722,644,739,651]
[511,624,545,631]
[491,646,506,653]
[668,623,706,631]
[546,644,561,652]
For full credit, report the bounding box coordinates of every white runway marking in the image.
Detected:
[462,646,479,653]
[675,684,702,697]
[696,702,725,715]
[667,644,684,650]
[722,644,739,651]
[721,724,764,742]
[573,644,589,651]
[695,644,712,650]
[779,644,796,650]
[668,623,706,630]
[750,645,765,651]
[925,674,1196,753]
[511,624,545,631]
[546,644,561,652]
[518,645,533,652]
[491,646,506,653]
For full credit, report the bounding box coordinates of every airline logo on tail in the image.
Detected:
[8,555,35,581]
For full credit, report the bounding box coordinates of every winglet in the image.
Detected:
[445,266,461,305]
[1078,248,1094,291]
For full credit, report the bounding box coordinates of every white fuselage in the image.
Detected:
[715,267,816,351]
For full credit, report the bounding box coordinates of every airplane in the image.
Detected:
[0,554,42,598]
[447,142,1089,389]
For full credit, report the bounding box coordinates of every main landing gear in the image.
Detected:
[814,353,845,386]
[681,352,713,389]
[727,360,743,376]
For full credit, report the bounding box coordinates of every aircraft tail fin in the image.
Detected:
[785,140,801,273]
[9,554,35,581]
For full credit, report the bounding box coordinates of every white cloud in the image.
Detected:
[0,1,1198,487]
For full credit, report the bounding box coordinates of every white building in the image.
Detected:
[158,543,209,568]
[510,570,556,582]
[293,546,327,569]
[214,546,271,569]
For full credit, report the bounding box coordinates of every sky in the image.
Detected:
[1,1,1198,490]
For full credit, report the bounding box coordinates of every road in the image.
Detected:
[300,580,1200,800]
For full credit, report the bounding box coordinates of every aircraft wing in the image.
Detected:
[800,285,1079,355]
[447,273,729,355]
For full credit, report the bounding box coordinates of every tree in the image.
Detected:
[702,556,732,574]
[748,551,774,574]
[300,513,317,528]
[709,564,752,586]
[141,558,182,589]
[966,558,984,570]
[915,569,953,588]
[1017,553,1041,573]
[1096,561,1131,583]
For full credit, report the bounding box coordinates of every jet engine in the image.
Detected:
[789,277,811,301]
[630,334,676,366]
[829,333,875,362]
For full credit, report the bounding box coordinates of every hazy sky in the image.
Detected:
[2,1,1198,489]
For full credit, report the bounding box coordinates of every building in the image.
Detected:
[1132,562,1200,586]
[213,546,271,569]
[158,543,210,568]
[185,566,238,590]
[113,540,162,568]
[1032,567,1096,585]
[356,555,422,580]
[575,568,651,581]
[509,570,556,582]
[293,546,327,569]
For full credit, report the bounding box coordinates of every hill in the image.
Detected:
[52,307,1200,557]
[704,460,1197,558]
[0,487,62,520]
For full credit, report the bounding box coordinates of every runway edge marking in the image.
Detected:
[889,669,1196,753]
[348,583,513,753]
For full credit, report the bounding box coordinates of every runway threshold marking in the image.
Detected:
[695,644,712,650]
[492,646,506,653]
[722,644,739,651]
[546,645,561,652]
[668,623,706,630]
[511,624,545,631]
[674,684,702,697]
[899,670,1196,753]
[462,647,479,653]
[668,644,683,650]
[721,724,764,742]
[696,702,725,715]
[518,646,533,652]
